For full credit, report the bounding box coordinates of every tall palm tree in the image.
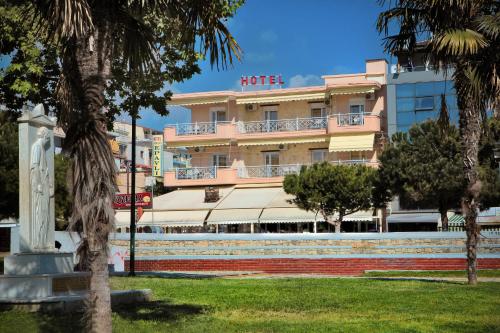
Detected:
[377,0,500,285]
[25,1,241,331]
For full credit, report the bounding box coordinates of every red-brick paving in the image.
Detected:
[124,258,500,275]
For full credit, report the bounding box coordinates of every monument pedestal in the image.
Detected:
[0,252,82,299]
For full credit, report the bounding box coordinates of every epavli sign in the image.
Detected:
[241,75,285,87]
[152,135,163,177]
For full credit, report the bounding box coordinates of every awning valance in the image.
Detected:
[236,92,325,105]
[387,213,439,224]
[169,97,230,106]
[138,210,208,227]
[329,87,376,95]
[260,207,320,223]
[329,133,375,152]
[238,136,327,147]
[207,208,262,224]
[166,140,230,148]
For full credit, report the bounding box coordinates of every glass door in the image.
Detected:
[264,152,280,177]
[210,110,227,123]
[264,110,278,132]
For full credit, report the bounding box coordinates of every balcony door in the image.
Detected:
[264,152,280,177]
[212,154,228,168]
[210,109,227,123]
[263,106,278,132]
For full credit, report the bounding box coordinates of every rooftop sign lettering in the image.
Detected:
[241,75,285,87]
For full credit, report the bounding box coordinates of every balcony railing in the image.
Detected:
[175,166,217,179]
[237,164,302,178]
[175,122,217,136]
[237,117,327,134]
[336,113,365,126]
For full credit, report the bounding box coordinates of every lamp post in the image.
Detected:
[129,114,137,276]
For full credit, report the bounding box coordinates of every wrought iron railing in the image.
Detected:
[175,166,217,180]
[237,164,302,178]
[335,113,365,126]
[237,117,327,134]
[175,122,217,136]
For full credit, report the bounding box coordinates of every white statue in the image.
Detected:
[30,126,53,249]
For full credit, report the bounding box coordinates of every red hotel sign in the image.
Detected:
[241,75,285,86]
[113,192,152,209]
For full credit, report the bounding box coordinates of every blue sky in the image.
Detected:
[137,0,392,130]
[1,1,392,130]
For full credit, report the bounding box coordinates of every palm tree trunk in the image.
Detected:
[460,102,482,286]
[60,20,115,332]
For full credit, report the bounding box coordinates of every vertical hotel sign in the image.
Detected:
[152,135,163,177]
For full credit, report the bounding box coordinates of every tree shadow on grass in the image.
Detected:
[365,277,464,285]
[113,300,206,322]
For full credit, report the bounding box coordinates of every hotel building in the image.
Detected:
[137,59,388,233]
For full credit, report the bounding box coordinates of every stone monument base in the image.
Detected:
[4,252,74,275]
[1,252,76,298]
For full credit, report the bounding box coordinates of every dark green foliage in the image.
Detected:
[378,121,465,213]
[54,154,71,230]
[284,162,376,231]
[0,112,19,219]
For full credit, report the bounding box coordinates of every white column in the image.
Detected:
[250,223,254,234]
[313,221,317,233]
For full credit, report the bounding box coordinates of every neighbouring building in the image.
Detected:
[120,59,388,233]
[386,45,500,231]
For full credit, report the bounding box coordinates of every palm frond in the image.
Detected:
[28,0,94,42]
[475,13,500,39]
[432,28,489,56]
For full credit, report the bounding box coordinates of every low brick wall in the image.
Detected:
[112,232,500,275]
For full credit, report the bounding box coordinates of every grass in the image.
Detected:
[0,277,499,333]
[363,269,500,278]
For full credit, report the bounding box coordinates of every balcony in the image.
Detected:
[237,117,327,134]
[328,113,380,133]
[164,161,378,187]
[165,114,380,146]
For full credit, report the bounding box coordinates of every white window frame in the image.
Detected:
[212,154,228,167]
[349,98,365,114]
[209,107,227,123]
[263,151,280,166]
[262,105,278,121]
[310,102,326,118]
[311,149,328,163]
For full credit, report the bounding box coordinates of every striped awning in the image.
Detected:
[329,133,375,152]
[238,136,327,147]
[260,207,320,223]
[236,92,326,105]
[207,208,262,224]
[138,210,208,227]
[169,97,230,106]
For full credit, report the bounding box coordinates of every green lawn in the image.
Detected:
[363,269,500,278]
[0,277,499,333]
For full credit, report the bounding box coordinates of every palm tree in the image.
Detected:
[377,0,500,285]
[25,1,241,331]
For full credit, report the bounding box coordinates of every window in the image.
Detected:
[350,151,366,161]
[119,144,127,156]
[140,151,144,159]
[415,96,434,110]
[310,102,326,118]
[212,154,227,167]
[415,82,435,97]
[264,152,280,165]
[311,149,328,163]
[350,104,365,114]
[210,109,227,123]
[396,84,415,98]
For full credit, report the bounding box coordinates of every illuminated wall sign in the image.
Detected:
[241,75,285,86]
[152,135,163,177]
[113,192,152,209]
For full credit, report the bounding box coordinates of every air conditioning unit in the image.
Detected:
[366,93,375,101]
[278,144,288,151]
[245,104,258,111]
[194,146,205,153]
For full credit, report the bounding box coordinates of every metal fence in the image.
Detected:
[437,223,500,233]
[237,117,327,134]
[175,166,217,179]
[336,113,365,126]
[237,164,302,178]
[175,122,217,136]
